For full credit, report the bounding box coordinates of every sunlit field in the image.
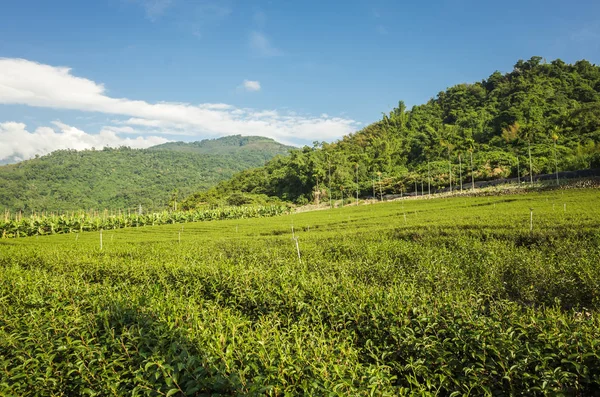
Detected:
[1,188,599,396]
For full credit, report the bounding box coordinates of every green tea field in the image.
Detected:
[1,188,599,396]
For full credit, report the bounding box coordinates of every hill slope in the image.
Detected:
[184,57,600,206]
[149,135,291,157]
[0,135,292,212]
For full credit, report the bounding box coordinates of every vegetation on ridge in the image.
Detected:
[185,57,600,207]
[0,136,292,213]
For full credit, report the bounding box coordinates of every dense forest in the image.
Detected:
[185,57,600,207]
[0,136,292,212]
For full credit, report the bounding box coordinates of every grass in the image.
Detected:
[1,188,599,396]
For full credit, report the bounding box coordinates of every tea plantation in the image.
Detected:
[1,188,599,396]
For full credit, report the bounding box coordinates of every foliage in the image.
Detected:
[1,188,599,395]
[0,205,289,238]
[188,57,600,205]
[0,136,292,213]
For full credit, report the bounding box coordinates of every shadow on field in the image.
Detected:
[391,224,600,248]
[96,302,242,396]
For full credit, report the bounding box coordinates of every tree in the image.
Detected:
[466,138,475,191]
[326,152,333,208]
[354,163,359,205]
[520,124,536,186]
[175,57,600,205]
[502,122,521,183]
[552,130,559,186]
[376,172,383,201]
[440,137,455,193]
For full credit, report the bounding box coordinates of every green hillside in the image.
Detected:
[150,135,292,157]
[0,136,292,212]
[184,57,600,206]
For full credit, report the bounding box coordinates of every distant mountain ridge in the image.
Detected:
[150,135,290,155]
[0,135,293,212]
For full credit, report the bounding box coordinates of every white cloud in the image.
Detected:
[100,125,136,134]
[252,110,278,118]
[0,121,169,163]
[241,80,261,92]
[137,0,173,21]
[249,31,282,57]
[0,58,359,148]
[123,118,166,127]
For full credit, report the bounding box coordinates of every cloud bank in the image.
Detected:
[0,121,168,163]
[0,58,359,157]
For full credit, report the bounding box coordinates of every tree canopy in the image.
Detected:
[187,57,600,206]
[0,136,292,212]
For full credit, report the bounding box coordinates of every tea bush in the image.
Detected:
[1,188,599,395]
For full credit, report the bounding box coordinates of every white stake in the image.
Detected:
[293,237,301,263]
[530,208,533,232]
[100,229,103,250]
[564,203,566,212]
[178,231,181,243]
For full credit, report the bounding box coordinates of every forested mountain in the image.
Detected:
[149,135,290,157]
[0,136,292,212]
[185,57,600,206]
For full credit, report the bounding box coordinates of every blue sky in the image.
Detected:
[0,0,599,162]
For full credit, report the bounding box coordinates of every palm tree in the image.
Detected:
[427,162,431,196]
[377,172,383,201]
[520,124,536,186]
[325,152,332,208]
[314,173,320,205]
[468,146,475,191]
[441,140,455,193]
[502,122,522,184]
[458,152,463,192]
[355,163,359,205]
[372,176,375,200]
[528,140,533,186]
[552,130,559,186]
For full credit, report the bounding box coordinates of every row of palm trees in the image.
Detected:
[320,135,562,207]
